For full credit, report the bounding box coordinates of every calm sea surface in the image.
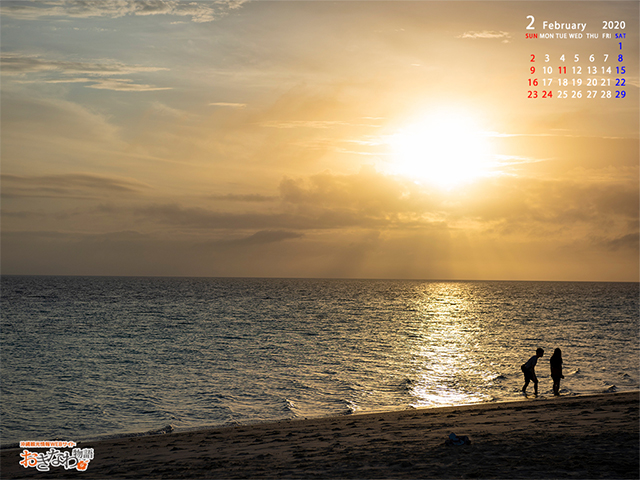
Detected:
[1,276,638,445]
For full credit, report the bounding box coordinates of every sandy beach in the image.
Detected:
[2,391,637,479]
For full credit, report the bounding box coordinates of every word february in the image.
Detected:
[542,21,587,32]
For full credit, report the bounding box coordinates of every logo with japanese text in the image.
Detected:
[19,441,94,472]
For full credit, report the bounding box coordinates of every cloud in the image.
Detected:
[209,102,247,108]
[1,53,171,91]
[128,203,386,231]
[1,54,169,76]
[214,230,304,247]
[98,166,638,242]
[3,167,637,280]
[278,167,438,215]
[150,101,188,118]
[2,173,150,199]
[599,233,640,252]
[209,194,278,202]
[6,166,636,244]
[2,163,636,279]
[0,0,247,23]
[85,78,172,91]
[260,120,382,129]
[2,95,121,146]
[278,167,639,246]
[459,31,511,40]
[16,76,171,91]
[30,77,97,84]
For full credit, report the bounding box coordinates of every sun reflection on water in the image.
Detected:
[407,283,496,407]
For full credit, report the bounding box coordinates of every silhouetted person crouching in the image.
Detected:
[521,347,544,396]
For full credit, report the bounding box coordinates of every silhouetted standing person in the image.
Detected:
[550,348,564,395]
[521,348,544,396]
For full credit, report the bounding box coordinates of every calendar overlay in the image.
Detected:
[525,16,631,100]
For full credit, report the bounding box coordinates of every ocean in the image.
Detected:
[1,276,638,445]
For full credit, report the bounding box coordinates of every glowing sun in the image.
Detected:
[387,112,493,189]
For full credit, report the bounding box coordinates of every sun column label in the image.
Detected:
[525,14,629,99]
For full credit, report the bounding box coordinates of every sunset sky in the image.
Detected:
[2,1,638,281]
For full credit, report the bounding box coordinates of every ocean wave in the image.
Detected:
[281,398,298,416]
[398,378,415,393]
[147,424,175,435]
[61,423,178,445]
[337,400,358,416]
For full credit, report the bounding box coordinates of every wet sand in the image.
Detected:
[2,391,638,479]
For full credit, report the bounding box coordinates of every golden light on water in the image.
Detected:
[408,283,494,407]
